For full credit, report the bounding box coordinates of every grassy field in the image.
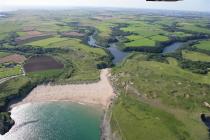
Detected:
[111,95,194,140]
[0,52,10,58]
[178,22,210,34]
[1,9,210,137]
[193,40,210,51]
[182,50,210,62]
[0,65,22,79]
[121,22,167,37]
[26,36,68,46]
[170,32,192,38]
[124,34,169,48]
[0,77,30,107]
[125,38,156,47]
[149,35,169,42]
[111,53,210,140]
[49,38,107,56]
[16,31,28,36]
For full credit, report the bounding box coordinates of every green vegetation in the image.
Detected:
[178,22,210,34]
[193,40,210,51]
[0,52,10,58]
[0,64,22,79]
[149,35,169,42]
[1,9,210,138]
[125,37,155,47]
[26,37,68,46]
[0,77,32,134]
[111,53,210,140]
[16,31,27,36]
[112,95,192,140]
[182,50,210,62]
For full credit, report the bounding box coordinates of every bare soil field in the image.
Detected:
[0,54,26,64]
[23,55,64,73]
[62,31,84,37]
[26,31,42,36]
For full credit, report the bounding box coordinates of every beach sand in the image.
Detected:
[14,69,115,108]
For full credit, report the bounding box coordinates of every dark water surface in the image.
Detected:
[162,42,184,54]
[1,102,102,140]
[88,34,128,64]
[107,43,128,64]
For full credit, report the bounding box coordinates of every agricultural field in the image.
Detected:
[0,52,10,58]
[193,39,210,51]
[0,9,210,139]
[177,22,210,34]
[26,36,68,46]
[182,50,210,62]
[24,56,64,73]
[125,37,156,47]
[0,54,26,64]
[0,64,22,79]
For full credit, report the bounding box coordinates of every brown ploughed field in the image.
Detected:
[23,55,64,73]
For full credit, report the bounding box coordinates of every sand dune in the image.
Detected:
[16,69,115,108]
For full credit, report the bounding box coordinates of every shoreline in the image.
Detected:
[10,68,115,109]
[6,68,116,139]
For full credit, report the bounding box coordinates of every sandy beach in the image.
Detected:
[13,69,115,108]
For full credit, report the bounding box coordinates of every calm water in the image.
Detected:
[162,42,184,54]
[88,34,128,64]
[107,44,128,64]
[1,102,102,140]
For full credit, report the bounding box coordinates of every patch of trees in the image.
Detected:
[107,38,118,44]
[185,43,210,56]
[0,45,69,55]
[162,22,179,32]
[111,23,134,37]
[82,27,96,45]
[146,53,167,63]
[179,59,210,74]
[123,46,164,53]
[96,49,114,69]
[0,32,19,46]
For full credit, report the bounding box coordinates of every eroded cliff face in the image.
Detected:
[0,112,14,135]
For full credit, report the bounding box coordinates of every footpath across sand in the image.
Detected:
[15,68,115,108]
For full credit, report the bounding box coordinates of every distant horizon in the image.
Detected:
[0,0,210,12]
[0,6,210,14]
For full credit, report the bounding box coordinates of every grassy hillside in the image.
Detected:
[111,53,210,140]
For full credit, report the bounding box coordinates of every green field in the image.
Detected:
[121,22,167,37]
[124,34,169,48]
[26,36,68,46]
[125,38,156,47]
[0,65,22,79]
[0,52,10,58]
[182,50,210,62]
[193,40,210,51]
[49,38,107,56]
[111,53,210,140]
[17,31,28,36]
[1,9,210,138]
[112,95,194,140]
[178,22,210,34]
[149,35,169,42]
